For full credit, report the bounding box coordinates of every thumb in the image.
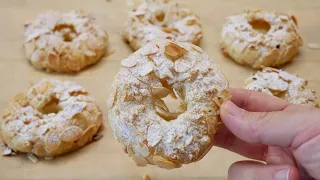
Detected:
[228,161,299,180]
[220,101,320,149]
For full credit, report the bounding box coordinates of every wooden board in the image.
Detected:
[0,0,320,179]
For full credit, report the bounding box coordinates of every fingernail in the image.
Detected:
[224,101,245,117]
[275,169,289,180]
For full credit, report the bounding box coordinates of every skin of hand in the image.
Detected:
[215,88,320,180]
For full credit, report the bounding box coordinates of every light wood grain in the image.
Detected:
[0,0,319,179]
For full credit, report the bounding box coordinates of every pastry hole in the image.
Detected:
[162,95,182,114]
[41,98,60,114]
[156,95,186,121]
[53,24,77,42]
[249,19,271,34]
[154,80,187,121]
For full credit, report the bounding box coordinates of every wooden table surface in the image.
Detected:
[0,0,320,179]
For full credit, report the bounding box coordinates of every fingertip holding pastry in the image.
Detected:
[1,79,103,158]
[24,11,108,73]
[123,0,203,51]
[221,10,302,69]
[108,39,230,169]
[244,67,318,107]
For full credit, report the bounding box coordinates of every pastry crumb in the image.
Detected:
[307,43,320,50]
[143,175,151,180]
[27,153,39,163]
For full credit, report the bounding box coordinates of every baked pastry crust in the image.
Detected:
[124,0,202,51]
[24,11,108,73]
[244,67,318,107]
[108,39,230,169]
[221,10,302,69]
[1,79,103,157]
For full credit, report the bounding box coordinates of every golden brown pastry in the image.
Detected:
[221,10,302,69]
[24,11,108,73]
[1,79,103,158]
[108,39,230,169]
[124,0,202,50]
[244,67,318,107]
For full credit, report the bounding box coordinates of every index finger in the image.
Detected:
[230,88,289,112]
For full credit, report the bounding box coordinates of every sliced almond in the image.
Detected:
[279,70,297,81]
[27,153,39,163]
[77,124,97,146]
[67,60,81,71]
[13,93,26,101]
[1,144,13,156]
[213,98,222,107]
[176,104,187,113]
[173,87,185,101]
[145,156,156,165]
[123,92,134,102]
[143,175,152,180]
[140,44,159,56]
[174,58,194,73]
[140,62,154,76]
[164,42,187,61]
[153,98,169,111]
[153,156,181,169]
[187,19,197,26]
[127,145,135,157]
[307,43,320,50]
[185,135,193,146]
[190,44,204,53]
[121,58,138,67]
[45,131,61,152]
[107,87,118,108]
[31,50,46,63]
[267,79,289,92]
[37,81,50,94]
[152,87,171,98]
[179,10,188,18]
[133,143,150,157]
[48,53,59,69]
[133,154,148,167]
[84,49,96,57]
[2,109,11,120]
[24,42,35,58]
[221,89,231,101]
[86,35,100,51]
[291,15,298,25]
[155,106,180,121]
[61,126,84,142]
[161,27,179,33]
[147,123,162,147]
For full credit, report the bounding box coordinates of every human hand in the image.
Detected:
[215,88,320,180]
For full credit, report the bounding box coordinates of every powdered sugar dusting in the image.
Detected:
[108,39,230,169]
[244,67,318,107]
[1,79,103,158]
[23,11,108,72]
[221,10,302,69]
[123,0,202,50]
